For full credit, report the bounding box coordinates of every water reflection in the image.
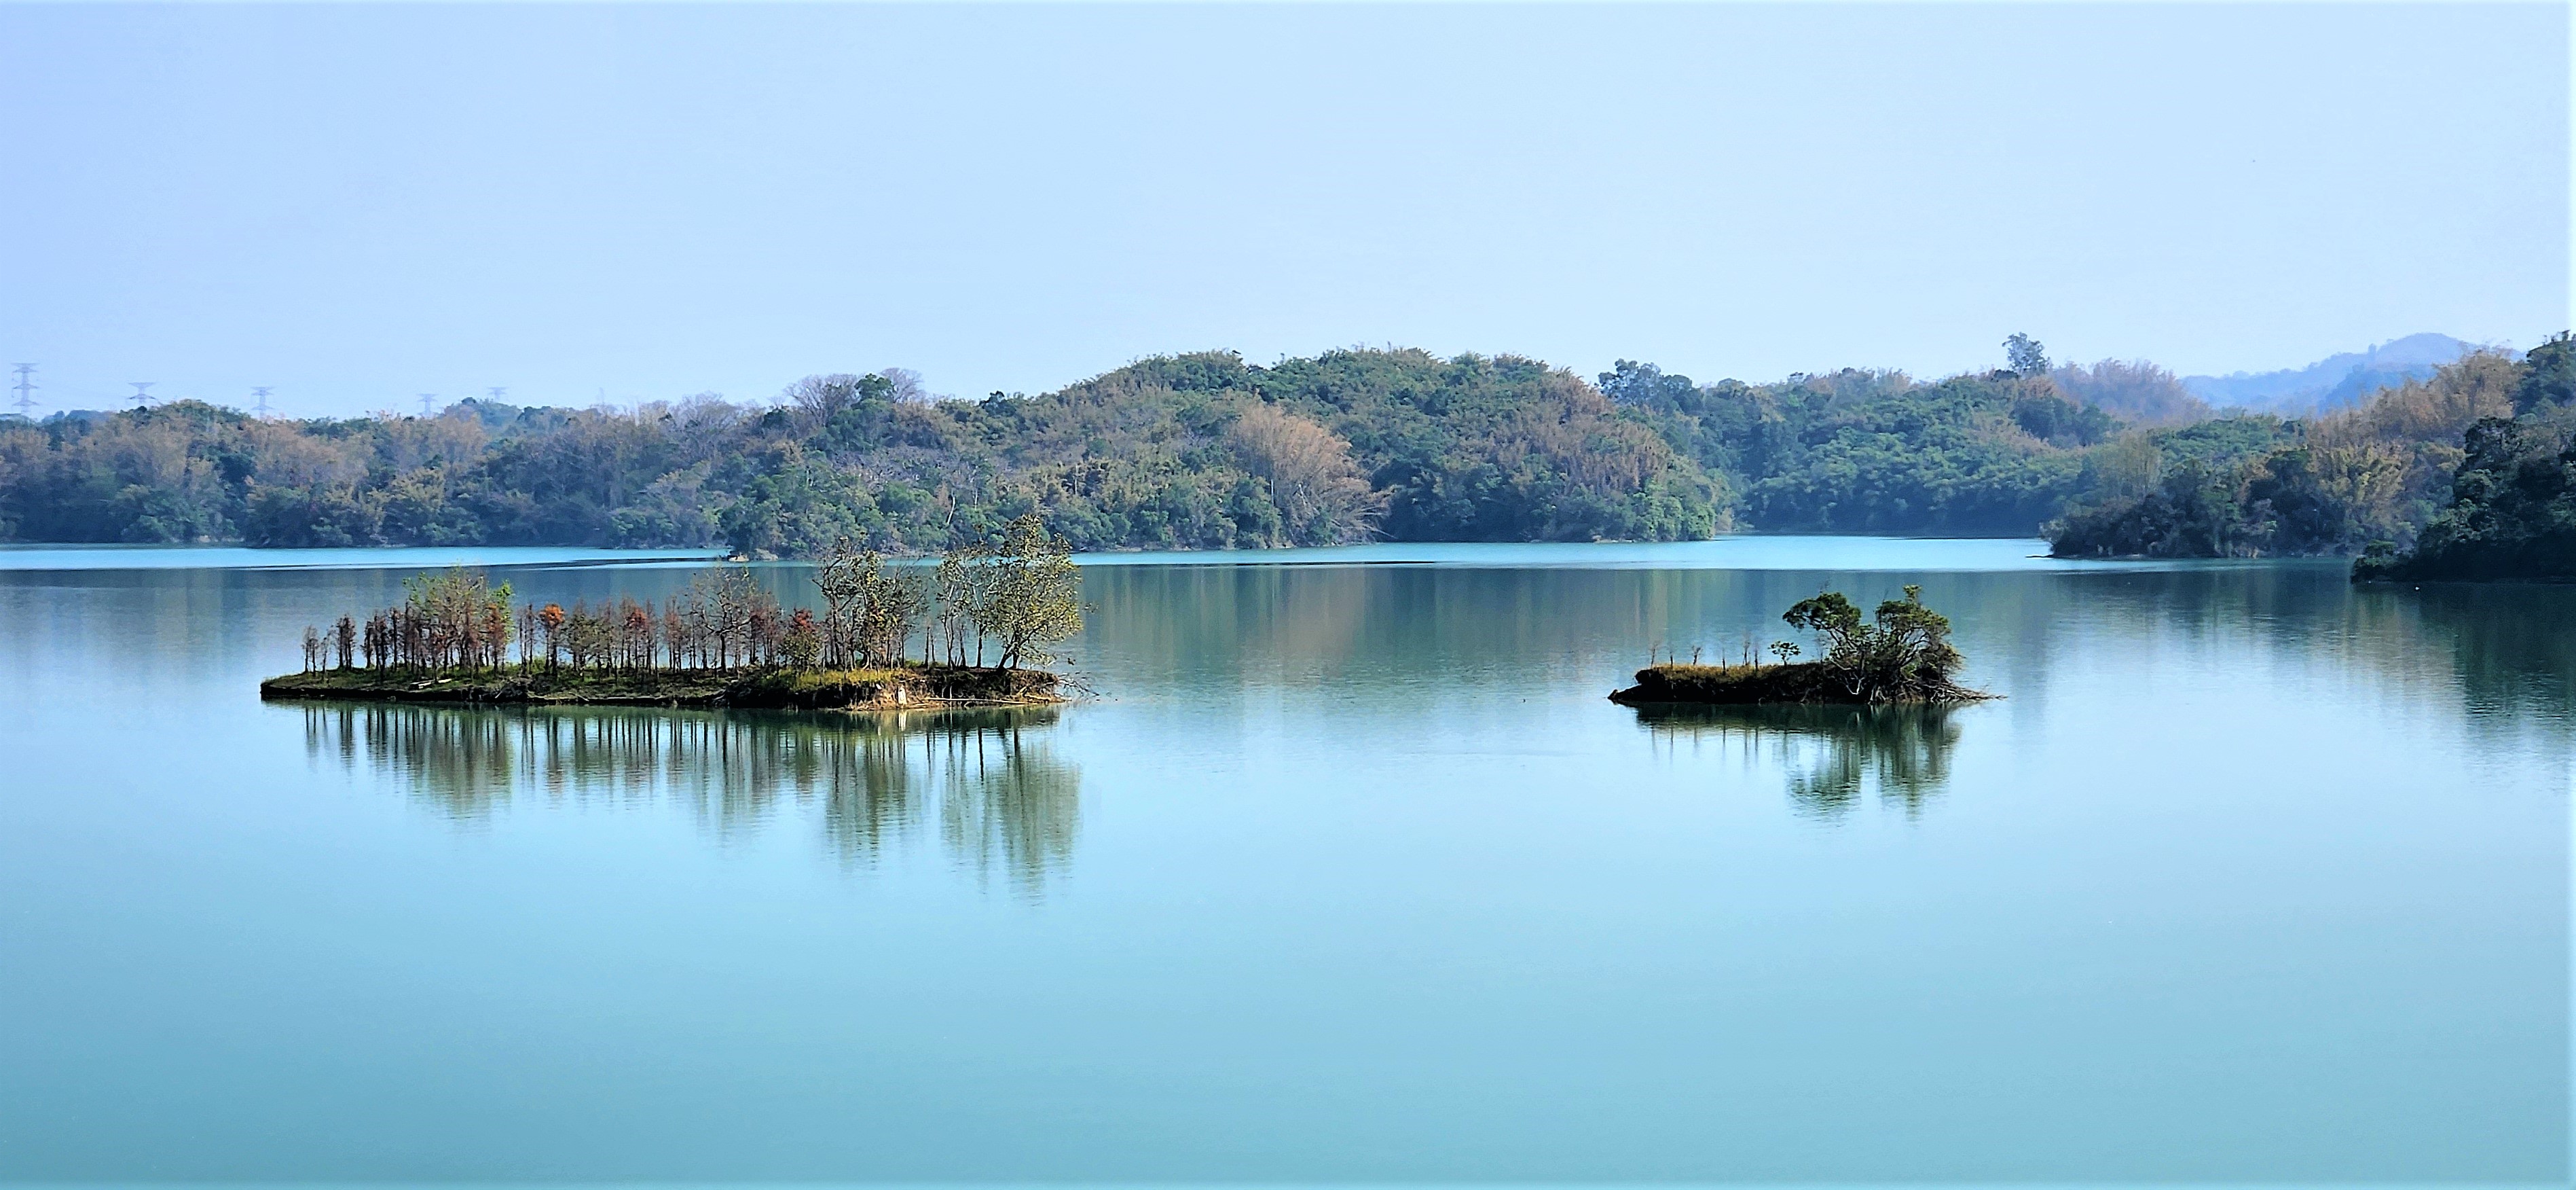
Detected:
[1634,703,1963,820]
[300,704,1079,892]
[1080,562,2575,740]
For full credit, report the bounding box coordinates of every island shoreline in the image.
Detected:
[1608,661,1994,708]
[259,664,1067,712]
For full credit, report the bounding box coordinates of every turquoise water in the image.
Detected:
[0,543,726,571]
[1085,534,2165,571]
[0,541,2564,1183]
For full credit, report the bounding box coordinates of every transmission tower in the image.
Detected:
[251,386,274,417]
[128,382,155,409]
[9,364,34,418]
[418,393,436,416]
[485,386,507,402]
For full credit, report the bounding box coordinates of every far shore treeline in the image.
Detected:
[4,337,2570,579]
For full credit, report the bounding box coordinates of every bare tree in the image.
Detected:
[687,567,769,668]
[813,539,868,668]
[878,367,930,404]
[1228,403,1387,545]
[782,374,866,433]
[932,543,986,664]
[661,600,689,668]
[855,559,927,668]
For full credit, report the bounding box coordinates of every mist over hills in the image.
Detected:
[2181,333,2481,414]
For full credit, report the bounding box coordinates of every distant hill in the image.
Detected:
[6,339,2540,554]
[2182,333,2482,414]
[2051,345,2555,562]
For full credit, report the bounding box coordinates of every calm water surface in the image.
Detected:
[0,539,2566,1183]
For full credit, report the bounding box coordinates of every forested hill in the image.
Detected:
[0,340,2533,558]
[0,350,1717,553]
[2050,336,2572,565]
[2351,337,2576,581]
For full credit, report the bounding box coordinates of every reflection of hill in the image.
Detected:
[2040,567,2576,731]
[1634,703,1962,819]
[300,705,1078,892]
[1080,563,1967,698]
[1078,561,2571,750]
[2344,583,2576,724]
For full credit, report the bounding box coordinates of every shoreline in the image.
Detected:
[1608,662,1993,707]
[259,664,1067,712]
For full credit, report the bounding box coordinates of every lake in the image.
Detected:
[0,539,2564,1183]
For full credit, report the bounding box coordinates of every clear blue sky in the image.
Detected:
[1,3,2565,417]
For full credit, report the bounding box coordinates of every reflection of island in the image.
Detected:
[301,704,1078,892]
[1633,703,1961,818]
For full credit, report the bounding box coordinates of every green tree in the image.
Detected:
[979,513,1084,670]
[2357,416,2576,581]
[1783,585,1966,701]
[2515,330,2575,413]
[2004,333,2050,377]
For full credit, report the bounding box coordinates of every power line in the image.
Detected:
[10,364,34,418]
[251,386,274,417]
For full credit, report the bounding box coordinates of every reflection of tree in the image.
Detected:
[1633,703,1962,820]
[2046,567,2576,736]
[934,726,1082,891]
[1082,560,2576,735]
[2342,583,2576,725]
[301,704,1078,892]
[1080,563,1878,701]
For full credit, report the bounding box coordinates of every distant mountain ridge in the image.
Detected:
[2182,333,2482,414]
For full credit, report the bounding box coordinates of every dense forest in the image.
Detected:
[2051,335,2573,566]
[1,337,2565,566]
[2349,336,2576,581]
[0,350,1712,554]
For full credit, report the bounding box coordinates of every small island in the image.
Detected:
[263,516,1082,712]
[260,662,1063,710]
[1611,585,1992,706]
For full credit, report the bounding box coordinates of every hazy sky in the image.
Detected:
[1,3,2566,418]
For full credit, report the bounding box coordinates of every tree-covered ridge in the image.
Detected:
[2048,343,2555,560]
[2,335,2560,560]
[2351,337,2576,581]
[0,349,1721,554]
[1600,359,2118,536]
